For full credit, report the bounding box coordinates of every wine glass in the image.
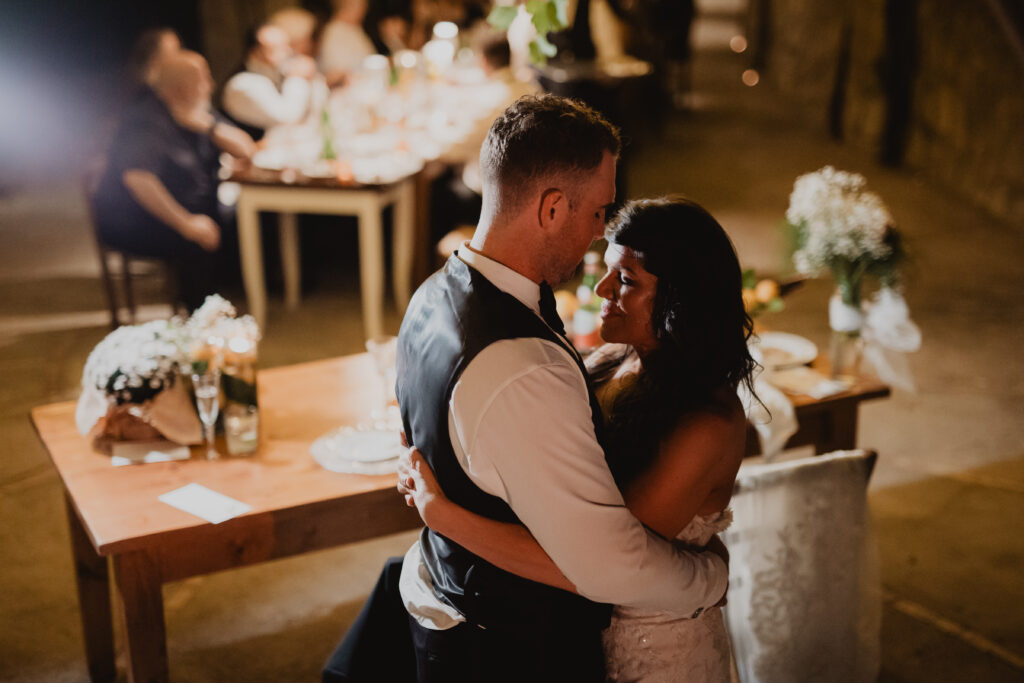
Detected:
[191,369,221,460]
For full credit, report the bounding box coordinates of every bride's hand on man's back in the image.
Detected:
[397,445,447,526]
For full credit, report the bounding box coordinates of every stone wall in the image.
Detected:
[750,0,1024,226]
[907,1,1024,223]
[753,0,849,117]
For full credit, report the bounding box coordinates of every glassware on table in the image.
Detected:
[224,403,259,455]
[191,369,221,460]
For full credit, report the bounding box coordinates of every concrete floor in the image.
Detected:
[2,11,1023,683]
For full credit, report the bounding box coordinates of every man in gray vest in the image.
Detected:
[324,94,728,682]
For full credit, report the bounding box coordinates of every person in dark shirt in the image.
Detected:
[93,50,255,309]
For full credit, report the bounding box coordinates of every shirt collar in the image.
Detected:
[457,242,541,317]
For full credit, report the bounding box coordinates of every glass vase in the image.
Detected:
[828,290,864,379]
[220,338,259,454]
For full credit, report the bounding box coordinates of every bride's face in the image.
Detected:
[595,243,659,356]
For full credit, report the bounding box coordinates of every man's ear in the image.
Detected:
[537,187,567,231]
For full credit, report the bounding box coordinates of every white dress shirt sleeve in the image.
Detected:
[450,339,728,616]
[222,73,311,130]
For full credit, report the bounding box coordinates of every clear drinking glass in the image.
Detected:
[192,370,221,460]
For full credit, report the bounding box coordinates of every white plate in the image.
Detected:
[301,160,337,178]
[752,332,818,369]
[310,428,403,475]
[252,149,287,171]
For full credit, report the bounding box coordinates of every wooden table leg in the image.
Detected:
[278,211,301,310]
[113,550,168,683]
[392,180,415,313]
[66,495,116,682]
[357,198,385,340]
[824,404,859,452]
[237,192,267,330]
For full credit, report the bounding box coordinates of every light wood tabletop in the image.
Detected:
[32,353,422,683]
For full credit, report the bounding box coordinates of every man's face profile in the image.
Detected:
[553,152,617,283]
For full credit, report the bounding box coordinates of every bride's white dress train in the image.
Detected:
[602,510,735,682]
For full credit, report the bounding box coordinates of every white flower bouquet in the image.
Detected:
[75,319,201,449]
[75,295,262,452]
[785,166,920,384]
[786,166,905,308]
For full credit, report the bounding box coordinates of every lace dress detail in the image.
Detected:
[602,510,735,682]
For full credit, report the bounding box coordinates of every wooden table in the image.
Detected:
[31,355,422,683]
[232,167,416,339]
[33,353,887,681]
[744,359,891,456]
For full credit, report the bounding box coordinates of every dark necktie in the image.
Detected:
[538,281,566,336]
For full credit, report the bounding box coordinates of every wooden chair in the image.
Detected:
[81,161,181,329]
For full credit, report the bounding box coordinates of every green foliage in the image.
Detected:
[487,5,518,30]
[222,373,258,407]
[487,0,569,64]
[529,34,558,63]
[865,228,908,289]
[742,268,758,290]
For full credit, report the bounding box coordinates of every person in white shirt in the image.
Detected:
[221,24,317,138]
[321,95,730,683]
[318,0,376,87]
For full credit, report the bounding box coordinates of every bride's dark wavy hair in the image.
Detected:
[594,196,758,486]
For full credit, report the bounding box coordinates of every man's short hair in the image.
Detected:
[480,94,621,215]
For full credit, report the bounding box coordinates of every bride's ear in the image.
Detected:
[537,187,567,232]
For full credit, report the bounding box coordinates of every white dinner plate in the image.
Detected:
[252,150,287,171]
[301,160,337,179]
[311,428,403,475]
[752,332,818,369]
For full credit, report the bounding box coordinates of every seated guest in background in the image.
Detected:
[319,0,376,87]
[93,51,255,310]
[221,24,319,140]
[268,6,320,57]
[124,27,181,99]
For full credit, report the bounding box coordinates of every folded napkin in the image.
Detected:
[768,366,852,399]
[739,371,798,461]
[861,287,921,392]
[110,440,191,467]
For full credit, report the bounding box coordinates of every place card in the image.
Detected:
[110,440,191,467]
[158,483,251,525]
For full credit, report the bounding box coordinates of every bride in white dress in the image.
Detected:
[399,197,756,681]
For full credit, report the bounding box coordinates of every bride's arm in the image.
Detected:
[398,447,576,592]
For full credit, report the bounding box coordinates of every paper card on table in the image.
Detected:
[768,367,852,399]
[158,483,251,524]
[110,440,191,467]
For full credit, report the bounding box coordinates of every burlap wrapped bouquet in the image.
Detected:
[76,320,202,453]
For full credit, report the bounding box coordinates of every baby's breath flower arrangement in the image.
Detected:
[76,295,262,447]
[81,320,187,405]
[786,166,905,308]
[785,166,916,379]
[182,295,261,374]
